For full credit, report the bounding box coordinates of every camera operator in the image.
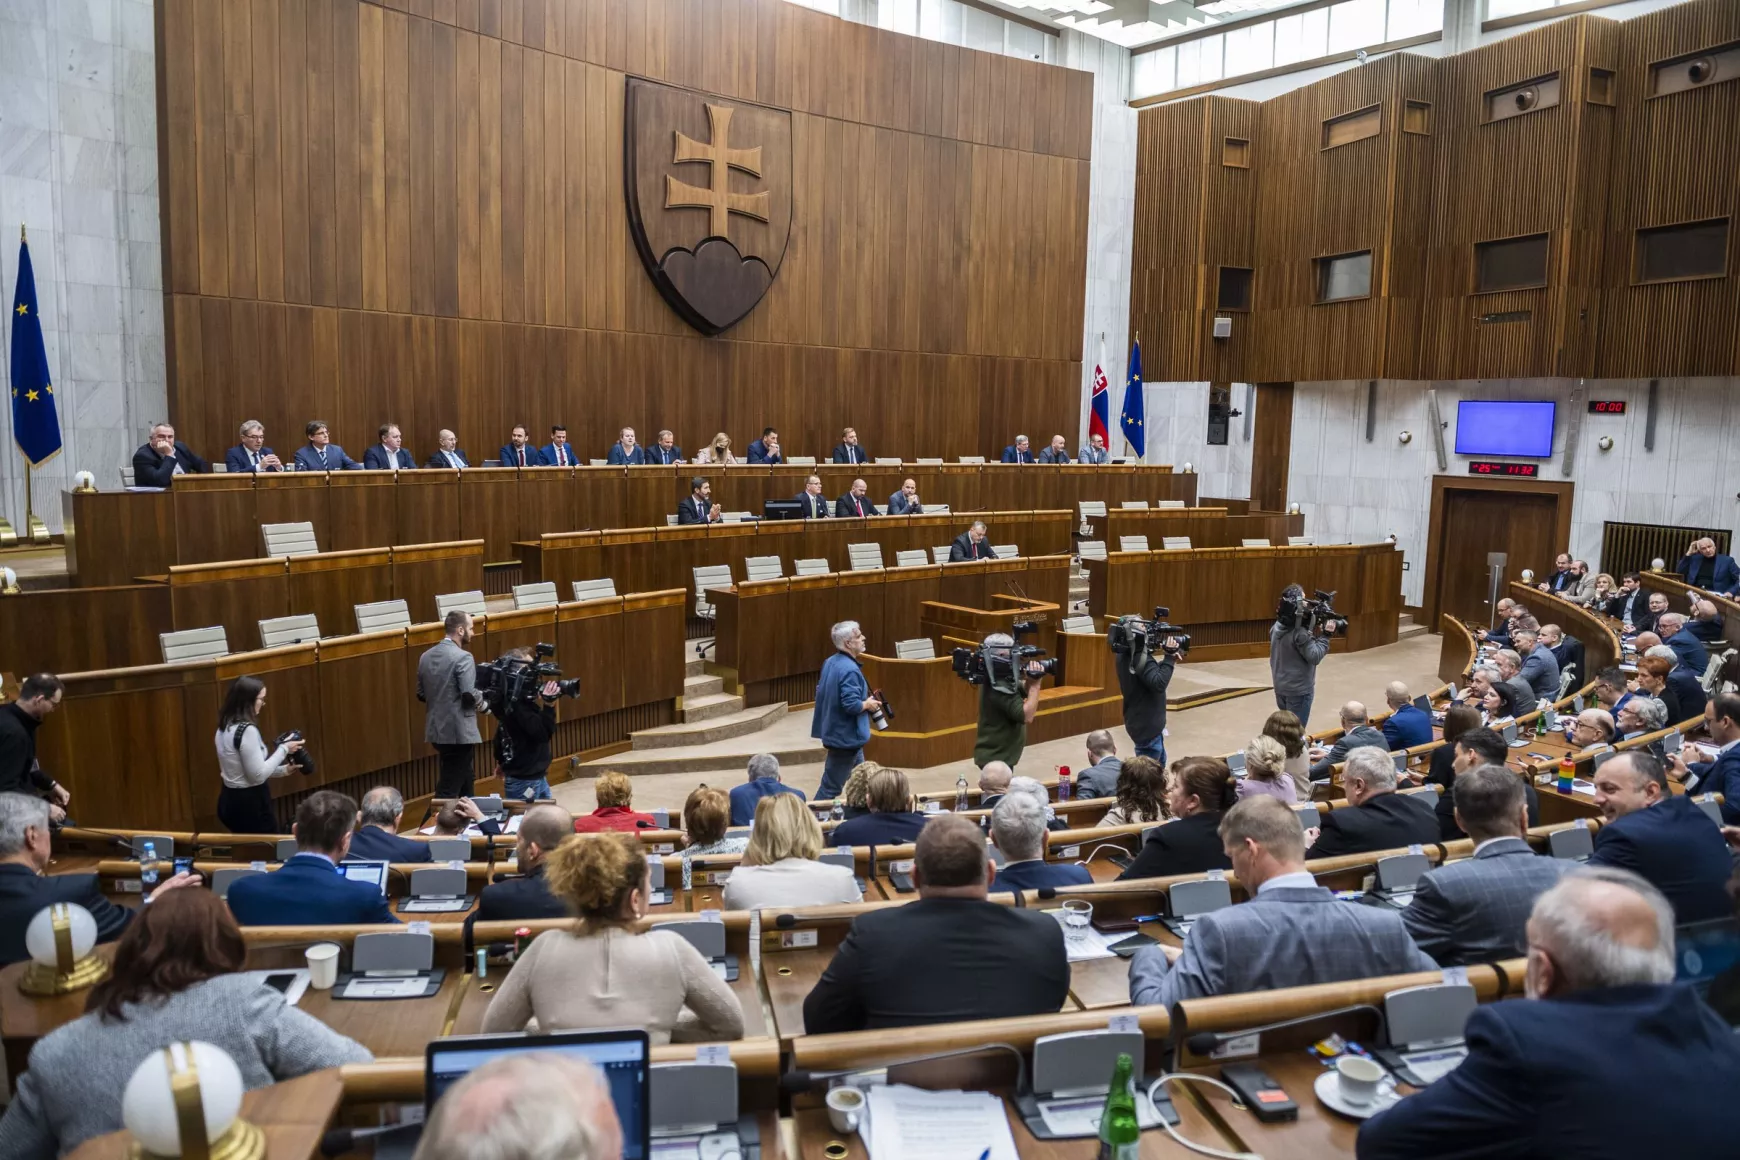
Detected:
[213,675,308,834]
[493,647,562,802]
[972,633,1046,770]
[418,610,486,799]
[1268,584,1341,728]
[0,674,71,823]
[1108,617,1181,764]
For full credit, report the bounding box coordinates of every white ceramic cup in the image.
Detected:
[305,942,341,991]
[1059,899,1094,942]
[1335,1055,1384,1105]
[825,1084,864,1134]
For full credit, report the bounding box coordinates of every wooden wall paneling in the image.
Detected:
[1250,382,1293,513]
[1199,97,1260,384]
[172,472,260,566]
[1129,98,1209,383]
[0,585,172,676]
[286,548,393,639]
[211,643,323,803]
[253,468,332,554]
[38,665,204,830]
[391,540,486,625]
[316,630,415,782]
[168,559,290,647]
[63,489,176,587]
[620,590,687,708]
[325,468,400,552]
[556,597,626,717]
[457,466,523,561]
[394,469,463,547]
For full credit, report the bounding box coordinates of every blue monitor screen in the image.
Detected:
[1454,400,1556,458]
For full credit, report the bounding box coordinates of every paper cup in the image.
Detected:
[305,942,341,991]
[825,1084,864,1134]
[1335,1055,1384,1105]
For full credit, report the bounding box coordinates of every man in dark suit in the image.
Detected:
[540,424,577,468]
[1675,692,1740,819]
[362,423,417,470]
[0,674,70,815]
[948,520,995,562]
[132,422,209,486]
[1539,623,1585,686]
[1586,751,1730,922]
[794,475,830,518]
[425,429,470,469]
[746,427,782,464]
[1359,868,1740,1160]
[677,477,722,525]
[1688,598,1726,642]
[1308,747,1440,858]
[887,478,923,516]
[1539,553,1575,594]
[1400,765,1570,966]
[975,761,1012,811]
[605,427,644,465]
[1438,728,1540,840]
[831,427,870,465]
[1075,731,1123,799]
[346,787,434,863]
[474,805,572,922]
[645,429,684,465]
[1036,435,1071,464]
[1000,435,1035,464]
[990,795,1091,895]
[1677,537,1740,596]
[1603,572,1647,625]
[499,425,544,468]
[226,791,398,926]
[294,420,362,471]
[1307,701,1389,780]
[0,792,199,965]
[834,478,873,518]
[225,420,283,472]
[1379,683,1433,751]
[803,815,1069,1032]
[1632,591,1670,638]
[1656,612,1710,675]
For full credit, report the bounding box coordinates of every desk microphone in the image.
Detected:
[1182,1003,1386,1059]
[780,1041,1028,1096]
[319,1121,422,1156]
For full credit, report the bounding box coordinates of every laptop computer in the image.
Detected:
[341,860,389,893]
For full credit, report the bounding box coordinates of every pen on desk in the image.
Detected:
[977,1149,991,1160]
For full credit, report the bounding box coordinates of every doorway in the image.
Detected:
[1425,477,1574,632]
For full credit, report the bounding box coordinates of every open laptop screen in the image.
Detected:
[340,860,388,894]
[425,1030,651,1158]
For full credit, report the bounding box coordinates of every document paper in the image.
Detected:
[865,1085,1020,1160]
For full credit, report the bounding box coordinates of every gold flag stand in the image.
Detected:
[23,461,48,544]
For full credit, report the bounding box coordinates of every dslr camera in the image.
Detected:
[275,730,315,775]
[1107,606,1192,669]
[476,643,581,717]
[1276,589,1347,636]
[951,621,1057,694]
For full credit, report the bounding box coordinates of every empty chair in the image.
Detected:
[211,866,263,900]
[914,457,943,465]
[720,511,750,522]
[588,458,609,466]
[1119,535,1150,553]
[258,613,320,649]
[1241,538,1272,548]
[210,462,228,473]
[692,564,733,620]
[426,837,472,862]
[1079,540,1108,561]
[1161,536,1192,550]
[1061,614,1096,633]
[847,543,885,571]
[931,545,952,564]
[275,838,299,861]
[894,549,929,568]
[794,558,831,577]
[1120,500,1150,510]
[956,455,986,464]
[745,555,784,582]
[435,590,488,621]
[992,544,1019,559]
[571,578,618,603]
[666,515,678,526]
[874,457,902,465]
[894,638,936,660]
[512,581,559,610]
[1558,666,1578,699]
[1079,500,1107,522]
[261,521,319,557]
[786,455,817,466]
[1288,536,1315,546]
[925,504,950,515]
[482,459,502,467]
[120,465,136,487]
[1157,499,1186,509]
[160,626,228,664]
[1548,825,1593,861]
[354,599,411,635]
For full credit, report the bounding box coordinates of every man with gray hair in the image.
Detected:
[225,419,283,471]
[1676,535,1740,596]
[811,621,880,800]
[1001,434,1034,464]
[1511,626,1560,702]
[949,518,995,562]
[348,786,434,863]
[412,1050,623,1160]
[989,794,1090,894]
[1008,774,1067,831]
[1358,867,1740,1159]
[1400,765,1570,965]
[1657,611,1710,675]
[419,609,484,799]
[1492,649,1539,717]
[1129,796,1434,1007]
[0,793,196,964]
[1616,695,1668,751]
[972,632,1045,770]
[1308,746,1438,858]
[730,752,806,825]
[1307,701,1388,780]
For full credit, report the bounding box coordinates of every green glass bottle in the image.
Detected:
[1096,1052,1141,1159]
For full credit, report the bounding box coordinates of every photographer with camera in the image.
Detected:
[1268,584,1343,728]
[968,632,1047,770]
[1108,608,1188,764]
[483,646,570,803]
[812,621,883,801]
[213,675,310,834]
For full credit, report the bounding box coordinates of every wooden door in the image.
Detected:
[1434,489,1561,629]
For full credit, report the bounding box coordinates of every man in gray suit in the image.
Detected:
[418,610,484,799]
[1075,730,1122,799]
[1306,701,1388,780]
[1128,796,1435,1008]
[1401,765,1570,966]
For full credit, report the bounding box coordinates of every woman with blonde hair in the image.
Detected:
[1261,709,1312,799]
[481,832,743,1044]
[682,787,746,857]
[1589,572,1618,608]
[1096,755,1167,827]
[1237,735,1298,803]
[836,761,879,818]
[692,432,737,465]
[722,794,861,910]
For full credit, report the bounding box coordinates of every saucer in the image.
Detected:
[1313,1069,1400,1120]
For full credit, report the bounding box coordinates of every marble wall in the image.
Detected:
[0,0,164,535]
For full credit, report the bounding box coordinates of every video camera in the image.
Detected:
[1107,606,1191,667]
[951,621,1058,693]
[1276,589,1346,636]
[476,643,581,717]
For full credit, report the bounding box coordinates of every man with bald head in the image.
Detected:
[1307,701,1388,780]
[1358,868,1740,1159]
[1687,597,1725,642]
[414,1050,622,1160]
[1657,611,1710,675]
[1569,707,1615,751]
[1477,597,1517,645]
[1380,682,1432,750]
[1586,751,1730,922]
[834,477,873,518]
[1676,536,1740,596]
[802,813,1069,1032]
[424,429,469,469]
[887,477,924,516]
[475,804,574,922]
[976,760,1014,809]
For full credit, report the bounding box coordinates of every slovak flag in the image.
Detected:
[1088,344,1111,448]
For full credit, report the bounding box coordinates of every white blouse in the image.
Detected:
[214,723,292,790]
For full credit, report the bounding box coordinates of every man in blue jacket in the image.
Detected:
[729,753,807,826]
[362,423,417,470]
[499,425,543,468]
[541,425,577,468]
[1000,435,1034,463]
[224,420,284,472]
[1675,691,1740,820]
[1379,682,1434,750]
[747,427,783,464]
[226,791,398,926]
[346,787,434,863]
[1656,612,1710,676]
[990,795,1090,895]
[811,621,881,800]
[293,420,362,471]
[1358,868,1740,1160]
[1585,751,1730,922]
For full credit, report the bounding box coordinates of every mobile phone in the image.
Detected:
[173,856,195,878]
[261,972,297,994]
[1109,932,1159,958]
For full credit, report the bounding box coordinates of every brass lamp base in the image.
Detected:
[25,513,50,545]
[0,517,16,547]
[18,951,110,996]
[129,1119,266,1160]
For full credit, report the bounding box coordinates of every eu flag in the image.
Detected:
[10,234,62,466]
[1119,338,1145,460]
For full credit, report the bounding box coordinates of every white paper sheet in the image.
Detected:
[1054,920,1123,962]
[865,1085,1020,1160]
[1399,1046,1467,1085]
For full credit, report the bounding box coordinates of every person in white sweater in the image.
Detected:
[214,675,307,833]
[722,793,861,911]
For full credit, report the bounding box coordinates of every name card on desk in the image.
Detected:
[780,929,818,949]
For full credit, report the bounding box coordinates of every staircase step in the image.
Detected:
[596,742,829,777]
[1398,611,1416,627]
[685,655,708,678]
[685,673,726,699]
[682,692,744,723]
[1397,622,1429,641]
[631,701,789,750]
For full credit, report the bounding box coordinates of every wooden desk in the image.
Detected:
[66,1068,344,1160]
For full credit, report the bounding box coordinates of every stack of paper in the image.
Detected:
[864,1085,1020,1160]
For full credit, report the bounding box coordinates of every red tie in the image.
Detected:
[855,498,863,516]
[518,448,525,466]
[558,447,566,466]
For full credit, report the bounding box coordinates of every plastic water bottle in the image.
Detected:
[1057,765,1073,801]
[140,841,159,890]
[955,774,970,812]
[831,801,844,823]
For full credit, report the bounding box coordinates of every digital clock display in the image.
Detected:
[1467,460,1540,477]
[1588,400,1627,414]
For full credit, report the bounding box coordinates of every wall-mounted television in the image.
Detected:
[1454,400,1556,459]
